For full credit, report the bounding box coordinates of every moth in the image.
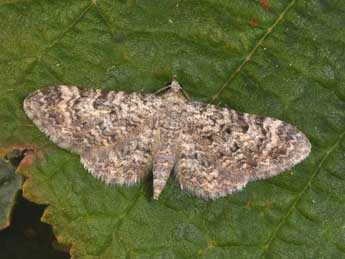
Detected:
[23,79,311,199]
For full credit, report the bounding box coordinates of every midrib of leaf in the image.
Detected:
[259,130,345,257]
[210,0,297,103]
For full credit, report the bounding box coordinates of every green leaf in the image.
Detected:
[0,147,33,230]
[1,0,345,258]
[0,150,24,230]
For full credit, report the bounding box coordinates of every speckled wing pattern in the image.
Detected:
[24,86,162,185]
[176,103,311,199]
[23,80,311,200]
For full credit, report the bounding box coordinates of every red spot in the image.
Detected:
[249,18,258,26]
[246,198,253,208]
[260,0,270,10]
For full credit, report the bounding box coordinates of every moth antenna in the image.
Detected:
[181,88,191,101]
[154,85,170,95]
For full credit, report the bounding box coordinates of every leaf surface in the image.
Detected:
[1,0,345,258]
[0,155,22,230]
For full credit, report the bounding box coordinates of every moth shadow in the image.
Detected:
[141,174,154,200]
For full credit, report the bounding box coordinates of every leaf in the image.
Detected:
[1,0,345,258]
[0,153,22,230]
[0,147,33,230]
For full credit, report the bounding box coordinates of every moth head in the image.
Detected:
[165,76,191,101]
[169,76,183,93]
[155,76,190,101]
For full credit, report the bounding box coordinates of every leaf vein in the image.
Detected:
[259,129,345,257]
[210,0,297,102]
[15,1,95,85]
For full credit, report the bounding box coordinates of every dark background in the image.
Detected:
[0,193,69,259]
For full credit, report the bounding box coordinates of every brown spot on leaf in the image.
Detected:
[17,149,34,173]
[249,18,258,26]
[260,0,270,10]
[247,198,253,208]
